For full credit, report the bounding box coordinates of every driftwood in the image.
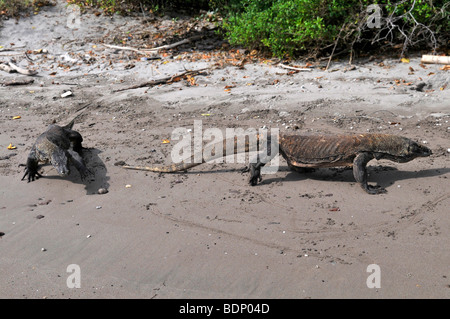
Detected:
[113,68,208,93]
[8,61,38,75]
[1,78,34,86]
[421,55,450,64]
[0,61,38,75]
[104,35,203,56]
[278,64,312,72]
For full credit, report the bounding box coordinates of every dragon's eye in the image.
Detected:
[410,143,419,153]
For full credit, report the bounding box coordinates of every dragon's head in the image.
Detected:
[376,136,432,163]
[398,139,432,162]
[51,151,70,176]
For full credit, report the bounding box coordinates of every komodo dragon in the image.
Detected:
[123,133,432,194]
[22,119,91,182]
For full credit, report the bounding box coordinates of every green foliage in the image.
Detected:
[221,0,345,57]
[218,0,449,57]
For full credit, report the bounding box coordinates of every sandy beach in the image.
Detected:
[0,1,449,298]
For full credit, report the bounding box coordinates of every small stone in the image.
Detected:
[61,91,73,98]
[41,248,46,252]
[98,188,108,195]
[96,206,102,209]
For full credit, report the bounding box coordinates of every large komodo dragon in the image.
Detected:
[123,133,432,194]
[22,119,91,182]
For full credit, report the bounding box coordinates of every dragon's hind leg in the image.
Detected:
[248,135,278,186]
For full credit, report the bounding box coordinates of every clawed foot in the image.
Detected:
[365,184,387,195]
[248,164,262,186]
[21,168,43,183]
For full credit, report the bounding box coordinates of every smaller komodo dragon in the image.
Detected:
[123,133,432,194]
[22,119,92,182]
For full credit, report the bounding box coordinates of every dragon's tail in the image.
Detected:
[123,134,264,173]
[63,119,75,130]
[123,162,203,172]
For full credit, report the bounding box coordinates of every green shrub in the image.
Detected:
[221,0,363,57]
[219,0,449,57]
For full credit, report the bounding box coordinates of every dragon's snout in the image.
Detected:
[56,165,70,176]
[418,144,432,157]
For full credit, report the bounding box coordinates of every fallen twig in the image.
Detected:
[326,24,346,71]
[278,64,312,72]
[103,44,151,55]
[141,35,203,53]
[113,68,209,93]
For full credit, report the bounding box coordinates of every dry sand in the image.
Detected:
[0,2,449,299]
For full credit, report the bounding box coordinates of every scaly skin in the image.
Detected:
[123,132,432,194]
[22,120,92,182]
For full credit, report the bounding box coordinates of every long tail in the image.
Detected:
[62,103,92,130]
[122,134,264,173]
[122,162,203,172]
[63,119,75,130]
